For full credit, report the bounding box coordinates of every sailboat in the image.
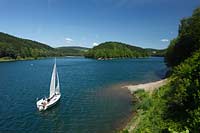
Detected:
[36,59,61,111]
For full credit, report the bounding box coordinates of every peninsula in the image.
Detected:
[85,42,165,59]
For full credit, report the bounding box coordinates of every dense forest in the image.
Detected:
[125,7,200,132]
[85,42,165,59]
[0,32,165,61]
[0,32,88,60]
[56,46,89,56]
[0,32,56,59]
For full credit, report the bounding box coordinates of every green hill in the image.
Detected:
[56,46,89,56]
[145,48,166,57]
[0,32,89,60]
[0,32,165,61]
[0,32,56,60]
[85,42,165,59]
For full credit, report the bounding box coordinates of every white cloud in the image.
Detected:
[65,38,73,42]
[93,42,98,46]
[161,39,169,42]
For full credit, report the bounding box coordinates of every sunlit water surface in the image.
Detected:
[0,57,167,132]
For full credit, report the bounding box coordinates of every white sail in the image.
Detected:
[49,63,56,98]
[56,72,60,94]
[37,58,61,111]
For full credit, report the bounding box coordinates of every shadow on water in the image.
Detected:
[94,83,133,132]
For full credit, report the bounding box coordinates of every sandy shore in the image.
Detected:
[123,79,168,94]
[122,79,168,132]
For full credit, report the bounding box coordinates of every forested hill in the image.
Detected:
[85,42,165,59]
[0,32,88,60]
[0,32,165,60]
[56,46,89,56]
[0,32,56,59]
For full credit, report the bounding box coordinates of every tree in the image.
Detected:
[165,7,200,67]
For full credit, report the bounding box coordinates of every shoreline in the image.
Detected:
[124,79,168,94]
[0,56,85,62]
[0,57,40,62]
[121,79,168,132]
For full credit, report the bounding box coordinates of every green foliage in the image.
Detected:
[168,128,189,133]
[165,38,178,66]
[128,7,200,133]
[133,90,153,111]
[132,50,200,132]
[145,48,166,57]
[85,42,165,59]
[166,49,200,132]
[56,46,89,56]
[121,129,129,133]
[0,32,56,59]
[165,7,200,67]
[133,86,169,132]
[0,32,89,60]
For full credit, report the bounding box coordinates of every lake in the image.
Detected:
[0,57,167,132]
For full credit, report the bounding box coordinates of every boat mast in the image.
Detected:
[49,58,56,98]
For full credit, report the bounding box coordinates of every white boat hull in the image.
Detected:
[36,94,61,111]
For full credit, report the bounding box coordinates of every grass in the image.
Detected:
[122,85,170,133]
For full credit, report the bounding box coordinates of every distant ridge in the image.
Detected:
[0,32,165,61]
[85,41,165,59]
[56,46,89,56]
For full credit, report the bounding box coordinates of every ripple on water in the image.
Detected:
[0,57,167,132]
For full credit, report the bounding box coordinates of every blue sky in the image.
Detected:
[0,0,199,49]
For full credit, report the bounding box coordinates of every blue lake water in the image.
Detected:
[0,57,167,133]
